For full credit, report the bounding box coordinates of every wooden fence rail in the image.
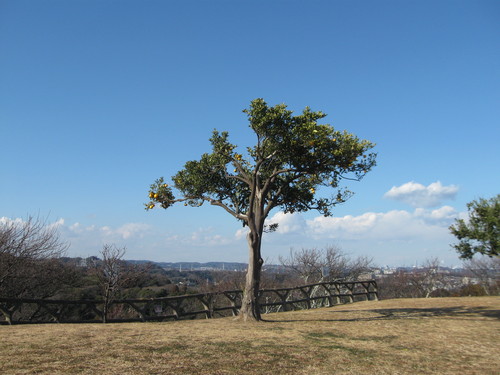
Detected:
[0,280,377,325]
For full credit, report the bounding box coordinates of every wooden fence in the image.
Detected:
[0,280,378,324]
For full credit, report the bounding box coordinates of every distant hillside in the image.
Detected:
[127,260,249,271]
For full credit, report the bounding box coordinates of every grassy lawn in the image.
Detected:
[1,297,499,374]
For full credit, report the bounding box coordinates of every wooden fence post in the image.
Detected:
[197,294,213,319]
[345,283,354,303]
[0,302,19,325]
[371,280,379,301]
[125,301,147,322]
[299,286,312,309]
[322,283,335,307]
[0,280,378,324]
[222,291,240,316]
[333,283,341,305]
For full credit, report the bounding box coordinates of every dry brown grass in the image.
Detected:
[1,297,499,374]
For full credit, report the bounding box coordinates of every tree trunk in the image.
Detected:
[239,228,263,321]
[103,285,110,323]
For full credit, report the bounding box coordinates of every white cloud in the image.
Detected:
[266,211,306,234]
[235,227,248,240]
[54,221,155,257]
[307,212,385,240]
[46,218,65,229]
[254,207,465,266]
[414,205,458,224]
[258,206,460,249]
[235,212,308,240]
[114,223,150,240]
[0,216,65,228]
[307,208,457,242]
[186,227,233,246]
[384,181,458,208]
[69,222,81,232]
[0,216,22,225]
[63,222,152,241]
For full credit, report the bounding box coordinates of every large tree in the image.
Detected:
[449,194,499,259]
[146,98,376,321]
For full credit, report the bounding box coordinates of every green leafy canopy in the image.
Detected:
[146,98,376,227]
[449,194,500,259]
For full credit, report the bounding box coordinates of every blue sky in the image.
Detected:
[1,0,499,266]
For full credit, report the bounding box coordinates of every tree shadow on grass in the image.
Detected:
[262,305,500,323]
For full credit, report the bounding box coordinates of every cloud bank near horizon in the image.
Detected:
[266,205,458,242]
[1,181,465,265]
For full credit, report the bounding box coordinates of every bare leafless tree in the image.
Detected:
[278,246,373,309]
[279,246,374,285]
[88,244,152,322]
[407,258,447,298]
[0,216,68,298]
[377,271,417,299]
[279,248,324,284]
[88,244,126,322]
[325,249,374,281]
[378,258,453,299]
[463,256,500,295]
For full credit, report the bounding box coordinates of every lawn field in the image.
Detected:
[1,297,499,374]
